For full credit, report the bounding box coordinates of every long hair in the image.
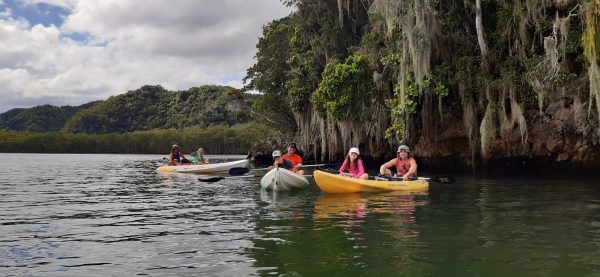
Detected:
[345,153,362,170]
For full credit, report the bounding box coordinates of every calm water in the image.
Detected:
[1,154,599,276]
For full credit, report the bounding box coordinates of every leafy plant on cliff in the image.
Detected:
[311,54,377,121]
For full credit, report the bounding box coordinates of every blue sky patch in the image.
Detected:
[3,0,70,29]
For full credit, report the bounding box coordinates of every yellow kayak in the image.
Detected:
[313,170,429,193]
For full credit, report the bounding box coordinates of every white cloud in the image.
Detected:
[16,0,76,9]
[0,0,292,111]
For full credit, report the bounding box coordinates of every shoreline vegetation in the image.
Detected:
[0,123,279,155]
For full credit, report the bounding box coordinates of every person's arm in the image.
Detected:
[379,158,396,175]
[355,160,365,179]
[294,156,303,169]
[403,159,418,180]
[338,160,348,174]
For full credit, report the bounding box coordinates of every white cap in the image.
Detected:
[397,145,410,153]
[272,150,282,158]
[348,147,360,155]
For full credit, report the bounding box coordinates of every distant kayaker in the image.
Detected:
[169,144,191,166]
[339,147,368,179]
[282,143,304,175]
[269,150,294,171]
[191,147,209,164]
[379,145,417,180]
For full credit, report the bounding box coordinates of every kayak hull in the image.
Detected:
[156,159,249,173]
[260,168,309,191]
[313,170,429,193]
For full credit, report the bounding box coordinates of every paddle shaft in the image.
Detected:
[198,175,256,183]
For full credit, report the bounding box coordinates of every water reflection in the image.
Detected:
[3,154,600,276]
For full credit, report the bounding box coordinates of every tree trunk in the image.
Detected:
[475,0,489,68]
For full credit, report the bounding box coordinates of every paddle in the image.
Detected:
[198,175,256,183]
[375,174,456,184]
[229,161,340,176]
[228,167,267,176]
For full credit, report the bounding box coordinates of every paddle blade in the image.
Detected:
[430,176,456,184]
[198,177,225,183]
[229,167,250,176]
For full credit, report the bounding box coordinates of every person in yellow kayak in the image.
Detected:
[168,144,191,165]
[282,143,304,175]
[379,145,418,180]
[268,150,294,171]
[191,147,209,164]
[339,147,368,179]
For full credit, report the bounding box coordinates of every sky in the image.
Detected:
[0,0,292,112]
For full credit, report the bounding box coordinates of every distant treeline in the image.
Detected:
[0,85,255,133]
[0,123,279,154]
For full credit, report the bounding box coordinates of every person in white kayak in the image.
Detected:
[379,145,418,180]
[282,143,304,175]
[168,144,191,166]
[268,150,295,171]
[339,147,368,179]
[190,147,209,164]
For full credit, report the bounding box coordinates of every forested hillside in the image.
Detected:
[245,0,600,166]
[0,85,277,154]
[0,102,99,132]
[63,85,251,133]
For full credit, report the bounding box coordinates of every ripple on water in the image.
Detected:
[2,154,600,276]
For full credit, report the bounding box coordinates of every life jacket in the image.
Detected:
[396,157,416,177]
[282,153,302,166]
[172,152,181,162]
[279,159,294,170]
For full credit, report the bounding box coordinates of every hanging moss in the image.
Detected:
[246,0,600,164]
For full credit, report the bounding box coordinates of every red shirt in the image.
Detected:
[282,153,302,167]
[396,157,417,177]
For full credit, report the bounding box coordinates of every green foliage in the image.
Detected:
[385,63,450,140]
[385,69,419,140]
[0,122,278,154]
[311,54,377,120]
[245,0,370,121]
[63,85,250,134]
[423,63,451,97]
[245,19,296,97]
[0,102,99,132]
[243,0,598,153]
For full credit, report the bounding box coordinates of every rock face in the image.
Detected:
[413,88,600,173]
[247,88,600,174]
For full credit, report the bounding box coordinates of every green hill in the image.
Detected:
[0,102,100,132]
[63,85,251,134]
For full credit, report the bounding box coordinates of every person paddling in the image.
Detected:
[379,145,417,180]
[339,147,368,180]
[169,144,191,166]
[191,147,209,164]
[282,143,304,175]
[268,150,294,171]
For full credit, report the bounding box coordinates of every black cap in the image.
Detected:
[288,143,297,149]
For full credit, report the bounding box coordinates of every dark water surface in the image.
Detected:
[1,154,599,276]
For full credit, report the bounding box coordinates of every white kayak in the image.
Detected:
[260,168,309,191]
[156,159,249,173]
